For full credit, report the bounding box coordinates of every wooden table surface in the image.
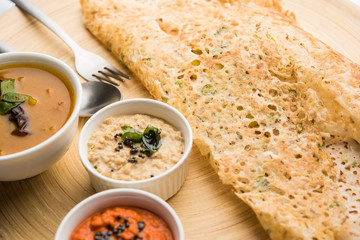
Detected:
[0,0,359,239]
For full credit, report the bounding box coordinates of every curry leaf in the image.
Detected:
[2,92,29,103]
[1,79,15,97]
[142,125,162,153]
[121,126,143,142]
[0,101,20,114]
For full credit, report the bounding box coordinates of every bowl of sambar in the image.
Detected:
[0,52,82,181]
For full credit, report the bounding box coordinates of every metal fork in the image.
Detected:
[10,0,130,86]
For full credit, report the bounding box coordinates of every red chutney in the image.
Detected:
[70,207,174,240]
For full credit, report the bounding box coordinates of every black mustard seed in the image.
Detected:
[114,133,122,139]
[128,157,138,163]
[137,221,145,232]
[124,137,133,147]
[130,147,139,154]
[124,218,130,228]
[118,224,125,232]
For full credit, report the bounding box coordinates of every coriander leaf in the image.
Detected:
[329,201,340,208]
[142,125,162,153]
[2,92,29,103]
[215,26,227,36]
[1,79,15,97]
[253,176,270,192]
[201,84,216,95]
[121,126,143,142]
[0,101,20,114]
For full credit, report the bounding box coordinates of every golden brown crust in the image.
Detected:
[79,0,360,239]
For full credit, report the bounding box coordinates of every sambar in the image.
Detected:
[0,63,74,156]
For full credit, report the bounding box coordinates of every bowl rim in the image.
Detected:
[0,52,82,161]
[78,98,193,185]
[55,188,185,239]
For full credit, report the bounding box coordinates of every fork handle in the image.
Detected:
[10,0,80,54]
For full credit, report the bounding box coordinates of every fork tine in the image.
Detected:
[99,70,125,83]
[105,67,131,80]
[92,74,120,86]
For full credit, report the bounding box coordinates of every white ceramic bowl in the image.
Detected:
[0,52,82,181]
[78,98,192,200]
[55,188,185,240]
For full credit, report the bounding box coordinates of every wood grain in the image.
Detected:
[0,0,359,239]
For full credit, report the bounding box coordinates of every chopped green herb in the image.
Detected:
[317,141,325,150]
[329,201,340,208]
[161,96,169,102]
[215,26,228,36]
[267,112,275,120]
[211,43,227,55]
[256,23,261,31]
[253,176,270,192]
[201,84,216,95]
[175,81,183,87]
[296,122,304,133]
[106,40,112,48]
[352,161,358,168]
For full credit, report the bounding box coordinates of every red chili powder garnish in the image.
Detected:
[69,207,174,240]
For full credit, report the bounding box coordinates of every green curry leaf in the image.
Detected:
[120,124,162,153]
[142,125,162,153]
[0,101,20,114]
[0,79,33,115]
[121,126,143,142]
[1,79,15,97]
[2,92,29,103]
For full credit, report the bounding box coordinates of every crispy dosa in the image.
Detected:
[80,0,360,239]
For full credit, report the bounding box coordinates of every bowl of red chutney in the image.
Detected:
[55,188,184,240]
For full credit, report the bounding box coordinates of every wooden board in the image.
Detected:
[0,0,359,239]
